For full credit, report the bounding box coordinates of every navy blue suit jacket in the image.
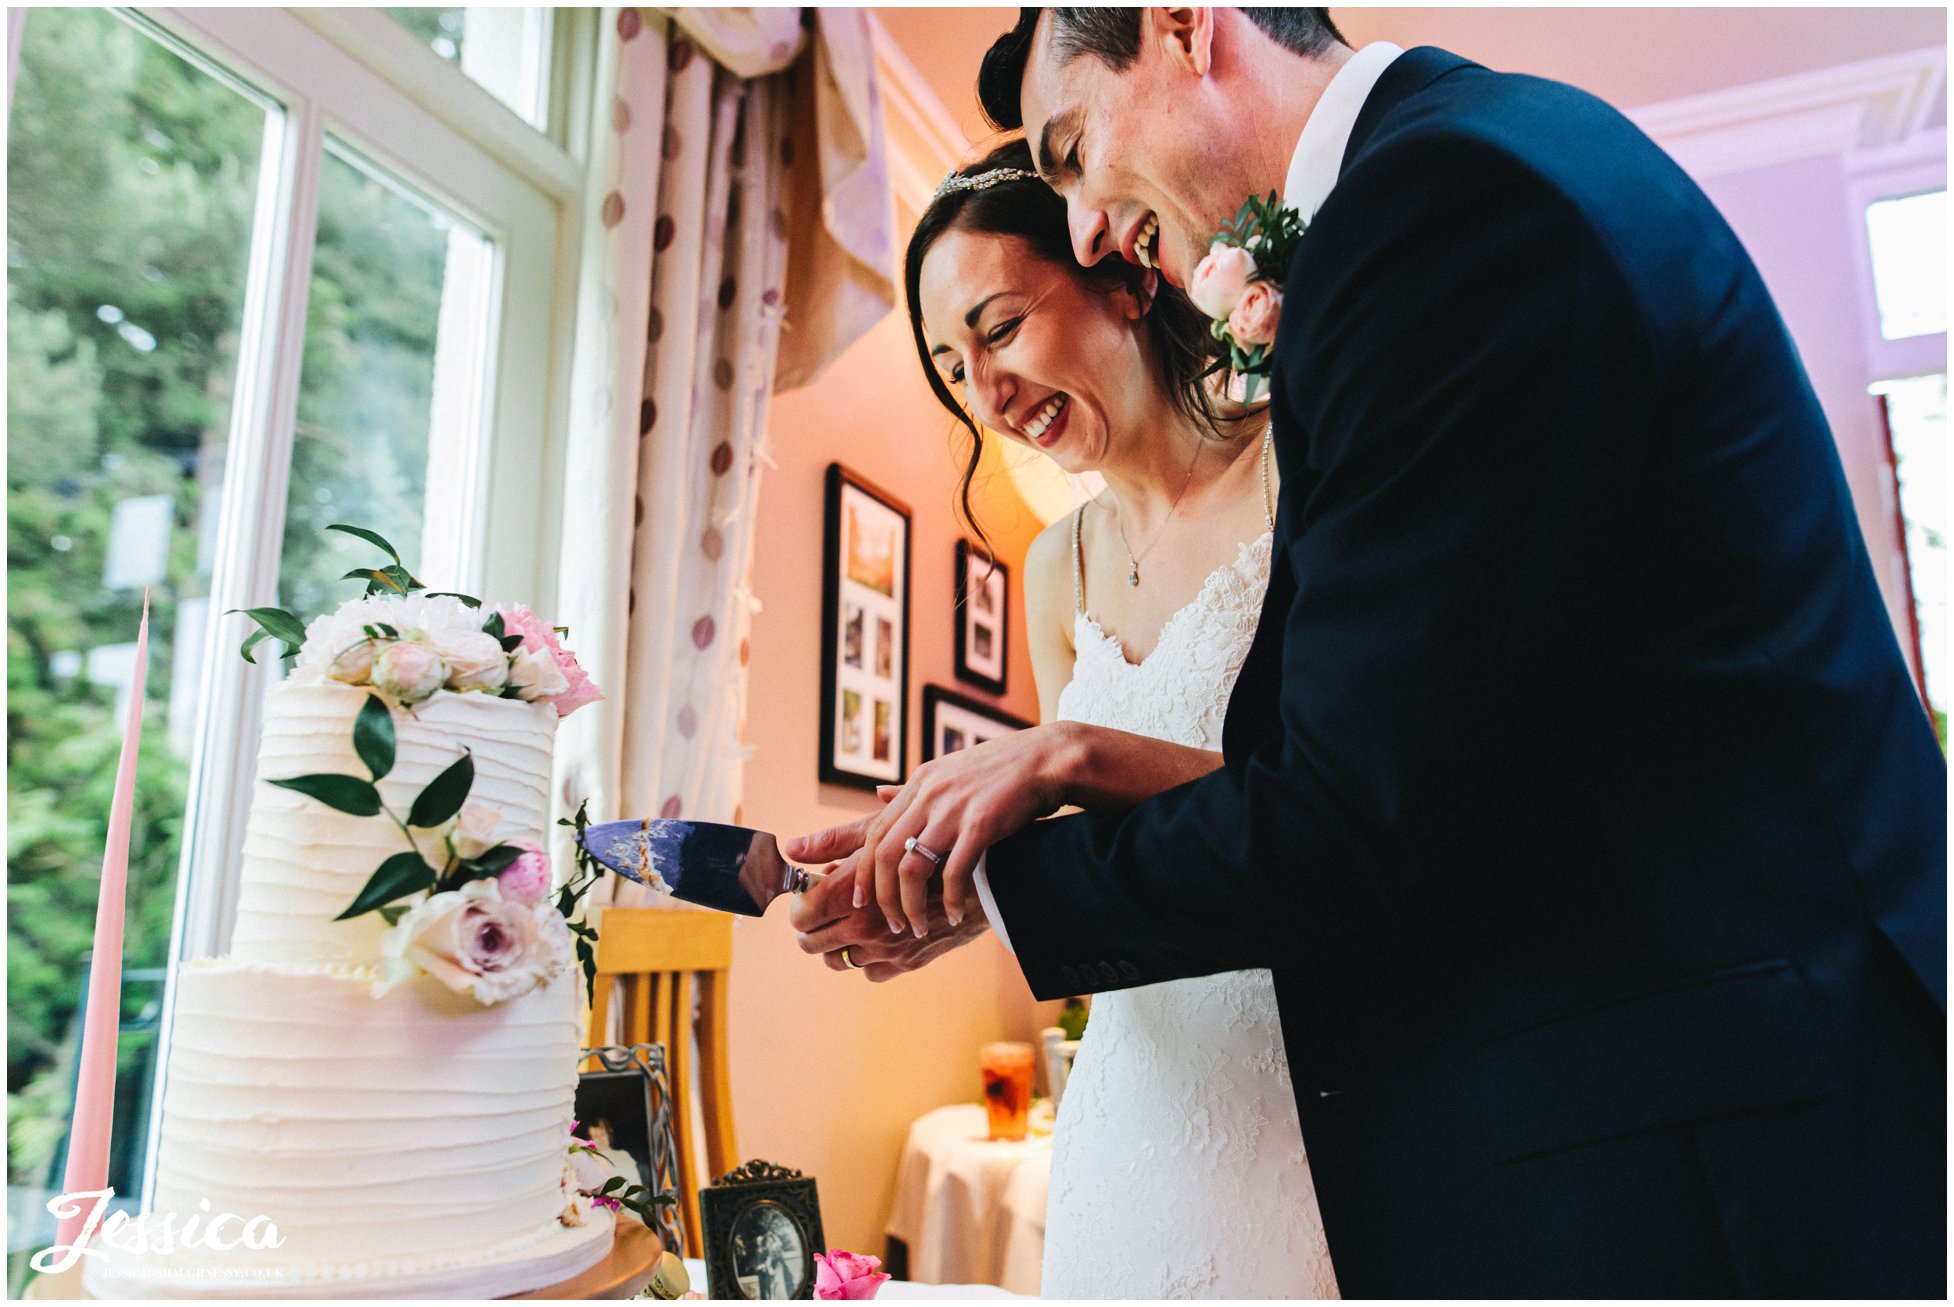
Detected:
[985,48,1945,1296]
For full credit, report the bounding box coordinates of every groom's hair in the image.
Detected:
[980,7,1347,130]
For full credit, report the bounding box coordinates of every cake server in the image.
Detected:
[575,818,822,917]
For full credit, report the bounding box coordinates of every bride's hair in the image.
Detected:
[904,137,1238,554]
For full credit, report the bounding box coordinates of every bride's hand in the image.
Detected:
[856,722,1082,939]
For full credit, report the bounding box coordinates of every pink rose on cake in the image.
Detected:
[497,604,602,718]
[372,639,447,705]
[498,839,554,905]
[374,878,573,1005]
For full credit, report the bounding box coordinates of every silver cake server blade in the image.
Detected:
[576,818,820,917]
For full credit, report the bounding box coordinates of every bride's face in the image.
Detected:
[918,228,1155,476]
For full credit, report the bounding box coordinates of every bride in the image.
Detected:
[795,140,1338,1298]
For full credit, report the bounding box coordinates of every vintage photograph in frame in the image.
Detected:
[701,1160,827,1300]
[922,684,1033,762]
[954,539,1009,694]
[820,465,910,788]
[576,1044,683,1252]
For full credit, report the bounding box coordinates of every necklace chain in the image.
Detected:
[1116,436,1204,587]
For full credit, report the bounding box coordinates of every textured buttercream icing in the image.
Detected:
[229,682,556,967]
[120,680,599,1297]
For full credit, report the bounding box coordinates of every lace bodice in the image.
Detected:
[1041,519,1339,1299]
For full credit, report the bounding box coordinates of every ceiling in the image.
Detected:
[871,6,1947,152]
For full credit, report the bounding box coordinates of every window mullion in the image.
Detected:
[138,88,327,1206]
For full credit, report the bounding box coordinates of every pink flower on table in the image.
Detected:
[813,1251,891,1301]
[1188,242,1258,320]
[1227,280,1283,348]
[498,838,553,904]
[496,604,603,718]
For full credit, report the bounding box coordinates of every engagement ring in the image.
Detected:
[904,836,944,866]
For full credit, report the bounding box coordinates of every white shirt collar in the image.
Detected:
[1282,42,1406,220]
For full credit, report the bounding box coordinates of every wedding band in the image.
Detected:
[904,836,944,866]
[841,947,863,970]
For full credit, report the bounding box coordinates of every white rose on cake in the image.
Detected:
[508,645,570,703]
[374,878,573,1005]
[433,628,511,694]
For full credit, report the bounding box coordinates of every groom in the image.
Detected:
[796,9,1945,1295]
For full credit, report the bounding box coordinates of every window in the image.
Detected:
[382,7,555,129]
[1865,189,1946,341]
[1872,372,1948,741]
[5,7,582,1277]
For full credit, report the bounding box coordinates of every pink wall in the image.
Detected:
[728,305,1061,1253]
[1693,152,1924,680]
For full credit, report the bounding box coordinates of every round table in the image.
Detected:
[885,1103,1052,1297]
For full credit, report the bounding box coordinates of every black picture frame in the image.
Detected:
[820,465,912,790]
[953,539,1009,695]
[577,1044,683,1254]
[701,1160,827,1301]
[921,684,1033,762]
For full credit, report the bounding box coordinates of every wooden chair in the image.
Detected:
[583,907,738,1258]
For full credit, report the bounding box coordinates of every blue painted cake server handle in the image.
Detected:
[575,819,824,918]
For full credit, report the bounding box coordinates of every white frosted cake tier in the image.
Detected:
[96,958,598,1298]
[229,682,557,967]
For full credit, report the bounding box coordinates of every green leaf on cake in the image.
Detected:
[470,843,523,874]
[337,852,437,920]
[499,634,524,654]
[229,606,306,663]
[377,904,411,926]
[482,611,506,642]
[353,694,395,781]
[427,591,483,608]
[326,523,402,564]
[408,750,474,828]
[269,773,382,816]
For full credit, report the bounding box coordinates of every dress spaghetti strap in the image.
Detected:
[1071,505,1088,617]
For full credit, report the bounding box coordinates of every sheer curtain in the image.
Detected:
[552,8,895,910]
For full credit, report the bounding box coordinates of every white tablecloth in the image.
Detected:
[884,1104,1051,1297]
[679,1257,1025,1299]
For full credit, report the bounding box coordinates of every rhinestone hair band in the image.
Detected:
[931,166,1039,203]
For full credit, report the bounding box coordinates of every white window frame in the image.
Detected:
[106,6,593,1202]
[1844,129,1947,383]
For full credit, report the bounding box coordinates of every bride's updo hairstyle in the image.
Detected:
[905,137,1236,550]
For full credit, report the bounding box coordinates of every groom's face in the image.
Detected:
[1019,11,1227,290]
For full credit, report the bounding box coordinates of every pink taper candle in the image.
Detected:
[54,590,149,1249]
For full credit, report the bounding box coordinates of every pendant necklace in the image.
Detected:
[1116,435,1204,587]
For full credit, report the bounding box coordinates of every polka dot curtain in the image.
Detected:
[550,9,895,913]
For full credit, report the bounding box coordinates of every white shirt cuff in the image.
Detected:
[971,853,1014,955]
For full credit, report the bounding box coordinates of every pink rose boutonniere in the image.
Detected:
[813,1250,892,1301]
[1190,192,1309,403]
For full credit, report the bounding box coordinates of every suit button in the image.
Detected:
[1058,965,1081,991]
[1096,961,1120,987]
[1117,960,1140,983]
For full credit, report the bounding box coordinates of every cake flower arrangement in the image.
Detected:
[231,525,609,1004]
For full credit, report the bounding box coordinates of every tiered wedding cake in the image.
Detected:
[86,577,620,1299]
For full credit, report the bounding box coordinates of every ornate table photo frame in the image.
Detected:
[820,464,912,790]
[577,1043,684,1255]
[954,538,1009,694]
[701,1160,827,1300]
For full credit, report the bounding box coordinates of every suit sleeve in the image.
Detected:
[982,130,1662,1000]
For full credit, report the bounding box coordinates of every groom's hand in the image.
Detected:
[791,859,988,982]
[783,785,902,866]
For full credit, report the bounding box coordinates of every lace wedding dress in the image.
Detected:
[1039,511,1340,1299]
